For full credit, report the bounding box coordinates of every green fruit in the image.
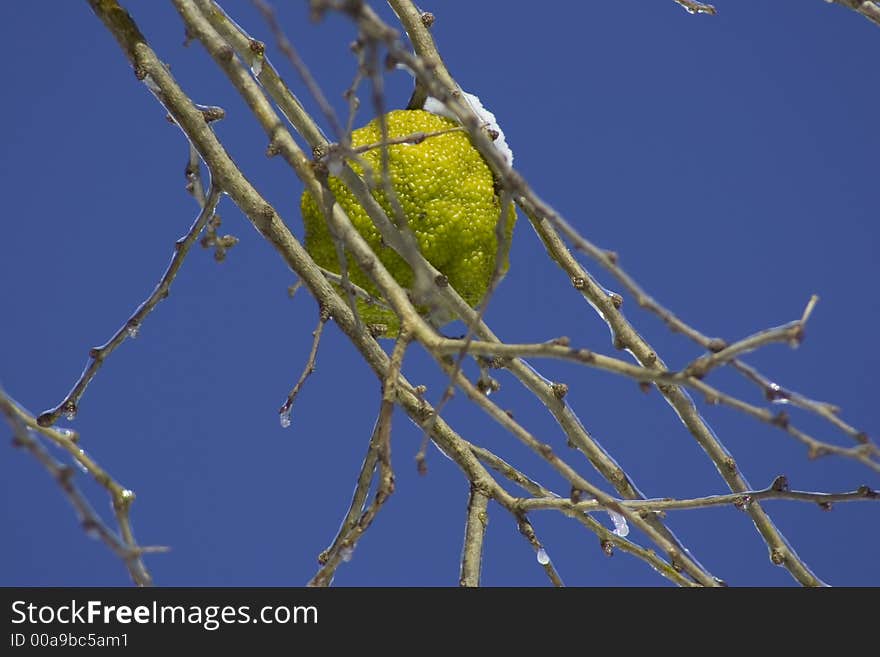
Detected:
[301,109,516,337]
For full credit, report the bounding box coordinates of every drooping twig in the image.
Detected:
[1,389,164,586]
[37,186,222,427]
[279,309,329,428]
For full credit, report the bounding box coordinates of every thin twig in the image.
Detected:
[1,389,164,586]
[465,444,699,586]
[520,481,879,515]
[251,0,347,141]
[684,297,816,378]
[309,415,388,586]
[37,186,222,427]
[309,327,410,586]
[279,310,329,428]
[691,379,880,473]
[350,126,465,153]
[468,443,555,499]
[730,360,873,449]
[436,355,721,586]
[516,515,564,586]
[187,143,238,261]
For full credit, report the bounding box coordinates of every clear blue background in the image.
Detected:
[1,1,877,586]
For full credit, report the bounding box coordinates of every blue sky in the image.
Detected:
[1,1,877,586]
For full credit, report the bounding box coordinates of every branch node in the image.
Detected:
[770,475,790,492]
[771,411,790,429]
[857,485,877,499]
[550,382,569,400]
[707,338,727,353]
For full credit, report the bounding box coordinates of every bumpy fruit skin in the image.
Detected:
[301,109,515,337]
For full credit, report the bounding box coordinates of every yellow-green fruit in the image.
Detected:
[301,109,515,337]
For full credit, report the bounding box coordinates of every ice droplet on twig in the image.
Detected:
[127,323,140,339]
[142,74,161,95]
[536,548,550,565]
[279,408,292,429]
[609,510,629,537]
[251,57,263,77]
[74,450,88,473]
[340,546,355,563]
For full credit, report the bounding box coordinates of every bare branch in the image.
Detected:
[1,389,163,586]
[374,0,827,586]
[37,186,222,428]
[279,310,329,428]
[520,481,879,515]
[310,326,410,586]
[460,485,489,587]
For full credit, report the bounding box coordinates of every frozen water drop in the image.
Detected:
[120,489,135,501]
[64,409,77,421]
[609,510,629,537]
[340,546,354,563]
[251,57,263,77]
[766,383,792,404]
[279,408,292,429]
[536,548,550,565]
[74,450,88,473]
[127,323,140,339]
[142,74,161,94]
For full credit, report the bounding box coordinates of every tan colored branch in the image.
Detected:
[1,389,163,586]
[460,485,489,587]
